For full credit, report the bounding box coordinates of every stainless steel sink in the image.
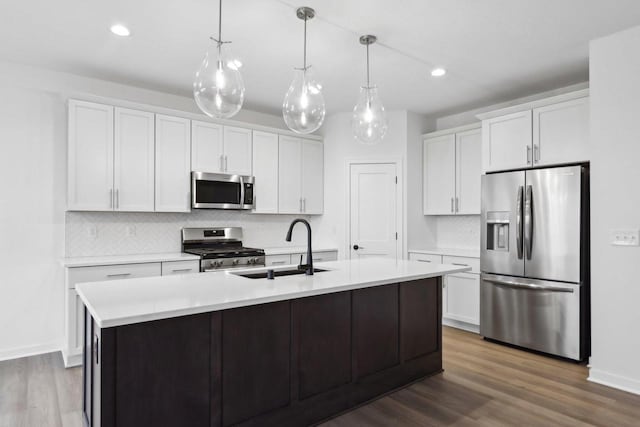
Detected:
[232,267,328,279]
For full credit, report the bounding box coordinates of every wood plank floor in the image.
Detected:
[2,327,640,427]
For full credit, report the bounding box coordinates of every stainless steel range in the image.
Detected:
[181,227,265,272]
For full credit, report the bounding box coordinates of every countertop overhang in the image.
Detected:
[76,258,470,328]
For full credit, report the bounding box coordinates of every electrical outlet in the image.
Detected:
[126,226,136,237]
[611,229,640,246]
[86,225,97,239]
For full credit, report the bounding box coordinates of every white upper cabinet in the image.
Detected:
[278,135,303,214]
[480,90,590,173]
[155,115,191,212]
[67,100,114,211]
[455,129,482,214]
[114,107,155,212]
[223,126,252,175]
[423,125,481,216]
[301,140,324,214]
[533,97,589,166]
[191,120,223,173]
[191,122,252,175]
[482,110,532,172]
[423,134,456,215]
[252,131,279,214]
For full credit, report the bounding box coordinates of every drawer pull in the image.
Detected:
[271,261,287,265]
[452,263,468,266]
[172,269,192,273]
[417,259,432,263]
[106,273,131,278]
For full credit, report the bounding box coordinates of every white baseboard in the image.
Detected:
[588,368,640,396]
[443,318,480,334]
[0,342,61,362]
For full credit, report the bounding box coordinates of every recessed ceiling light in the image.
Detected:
[431,68,447,77]
[110,24,131,37]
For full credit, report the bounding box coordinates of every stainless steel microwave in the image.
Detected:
[191,172,255,210]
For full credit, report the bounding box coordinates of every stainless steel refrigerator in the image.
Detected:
[480,164,589,361]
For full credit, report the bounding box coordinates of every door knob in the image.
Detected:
[353,245,359,250]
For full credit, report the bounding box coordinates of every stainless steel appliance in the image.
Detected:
[480,165,589,361]
[191,172,255,210]
[182,227,265,272]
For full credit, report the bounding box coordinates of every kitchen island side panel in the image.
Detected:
[84,277,442,427]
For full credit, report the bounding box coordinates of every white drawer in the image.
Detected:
[442,255,480,274]
[265,254,292,266]
[161,260,200,276]
[292,250,338,264]
[409,253,442,264]
[67,262,161,288]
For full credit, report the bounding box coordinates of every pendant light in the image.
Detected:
[193,0,245,119]
[282,7,326,134]
[352,35,388,144]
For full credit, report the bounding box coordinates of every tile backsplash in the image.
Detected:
[65,211,319,257]
[435,215,480,249]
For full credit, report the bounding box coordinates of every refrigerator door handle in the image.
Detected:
[484,277,574,293]
[524,185,533,260]
[516,185,524,259]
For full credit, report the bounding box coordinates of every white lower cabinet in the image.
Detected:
[408,251,480,332]
[265,250,338,267]
[265,254,292,267]
[63,262,162,367]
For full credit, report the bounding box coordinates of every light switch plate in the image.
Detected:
[611,229,640,246]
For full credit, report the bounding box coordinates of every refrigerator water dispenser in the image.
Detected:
[486,212,510,252]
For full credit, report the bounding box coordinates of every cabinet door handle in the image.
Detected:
[109,189,113,209]
[303,198,306,213]
[106,273,131,278]
[451,197,454,213]
[115,189,119,210]
[219,155,224,172]
[224,155,228,172]
[455,197,459,213]
[534,144,540,162]
[527,146,532,164]
[93,335,99,365]
[299,198,303,213]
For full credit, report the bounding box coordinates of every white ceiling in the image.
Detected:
[2,0,640,117]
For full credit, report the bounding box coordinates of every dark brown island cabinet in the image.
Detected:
[82,277,443,427]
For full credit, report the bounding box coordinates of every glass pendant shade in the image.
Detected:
[352,86,388,144]
[283,67,325,134]
[194,42,245,119]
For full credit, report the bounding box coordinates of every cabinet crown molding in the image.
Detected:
[476,88,589,121]
[423,123,481,139]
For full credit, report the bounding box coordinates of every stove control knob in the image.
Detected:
[232,259,239,266]
[247,258,254,265]
[253,257,261,264]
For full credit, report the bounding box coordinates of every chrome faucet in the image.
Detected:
[285,218,313,275]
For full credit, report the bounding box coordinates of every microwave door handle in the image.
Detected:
[524,185,533,260]
[239,176,245,207]
[516,185,524,259]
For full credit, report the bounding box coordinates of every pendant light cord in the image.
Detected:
[218,0,222,44]
[366,43,370,88]
[303,15,308,70]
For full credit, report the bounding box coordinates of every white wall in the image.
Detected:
[0,61,291,360]
[588,25,640,395]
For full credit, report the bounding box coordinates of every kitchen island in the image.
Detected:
[77,258,469,427]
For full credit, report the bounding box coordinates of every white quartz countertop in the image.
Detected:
[408,247,480,259]
[61,252,201,268]
[76,258,470,328]
[263,246,338,255]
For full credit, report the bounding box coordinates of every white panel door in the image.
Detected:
[223,126,252,175]
[455,128,481,215]
[301,140,324,214]
[444,273,480,325]
[533,97,590,166]
[252,131,279,213]
[191,120,223,173]
[67,100,114,211]
[423,134,455,215]
[114,108,155,212]
[482,110,532,172]
[349,163,398,260]
[278,136,302,214]
[155,114,191,212]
